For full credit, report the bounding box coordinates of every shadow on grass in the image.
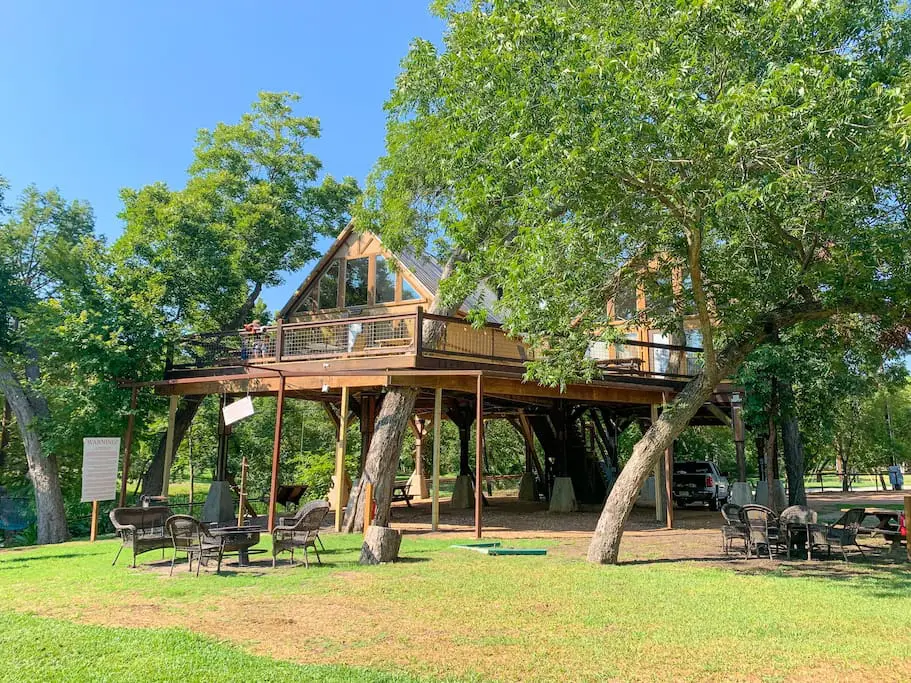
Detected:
[0,552,88,564]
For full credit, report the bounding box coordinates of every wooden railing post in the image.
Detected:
[274,318,284,362]
[414,307,424,358]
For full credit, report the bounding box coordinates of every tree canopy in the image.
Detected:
[361,0,911,562]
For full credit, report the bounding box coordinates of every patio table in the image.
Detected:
[207,526,262,567]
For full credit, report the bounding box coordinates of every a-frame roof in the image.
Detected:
[279,223,501,322]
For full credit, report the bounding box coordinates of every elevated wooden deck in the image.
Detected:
[161,310,736,416]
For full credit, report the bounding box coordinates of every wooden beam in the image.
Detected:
[334,386,349,532]
[705,403,732,427]
[267,375,286,532]
[119,386,138,507]
[475,374,484,539]
[665,441,674,530]
[161,395,178,498]
[432,387,442,532]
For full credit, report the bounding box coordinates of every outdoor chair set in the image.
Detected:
[721,503,867,561]
[109,500,330,575]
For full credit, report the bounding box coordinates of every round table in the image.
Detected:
[207,526,262,567]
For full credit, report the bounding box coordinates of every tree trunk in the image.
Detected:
[359,524,402,564]
[586,331,758,564]
[780,381,806,506]
[586,369,720,564]
[342,252,466,533]
[0,360,68,544]
[141,396,203,495]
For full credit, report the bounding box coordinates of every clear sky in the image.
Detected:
[0,1,444,311]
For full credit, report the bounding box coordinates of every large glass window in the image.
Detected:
[318,261,340,309]
[345,257,369,307]
[375,255,396,304]
[400,275,420,301]
[613,287,638,320]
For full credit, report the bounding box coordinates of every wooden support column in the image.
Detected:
[334,386,350,532]
[664,441,674,530]
[432,388,442,532]
[732,395,747,482]
[409,417,430,499]
[651,404,666,524]
[161,395,178,498]
[119,386,138,506]
[267,375,286,532]
[905,496,911,563]
[475,374,484,539]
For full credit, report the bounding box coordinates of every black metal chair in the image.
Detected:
[720,503,748,555]
[824,508,867,561]
[272,500,330,568]
[166,515,223,576]
[739,504,781,559]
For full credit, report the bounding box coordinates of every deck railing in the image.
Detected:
[169,310,703,381]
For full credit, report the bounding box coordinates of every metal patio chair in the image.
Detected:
[824,508,867,561]
[166,514,223,577]
[272,500,330,568]
[720,503,748,555]
[739,504,781,559]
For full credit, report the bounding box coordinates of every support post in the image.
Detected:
[364,482,374,533]
[267,376,286,532]
[409,418,430,499]
[475,375,484,539]
[90,500,98,542]
[664,441,674,529]
[161,395,178,498]
[237,456,248,527]
[432,388,442,532]
[119,386,138,506]
[334,386,350,532]
[905,495,911,563]
[651,404,666,524]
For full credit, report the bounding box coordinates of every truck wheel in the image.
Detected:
[708,497,720,512]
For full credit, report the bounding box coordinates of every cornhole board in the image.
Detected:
[451,542,547,556]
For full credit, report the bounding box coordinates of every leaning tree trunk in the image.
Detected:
[0,360,68,544]
[342,252,465,533]
[586,333,758,564]
[140,396,203,495]
[586,367,721,564]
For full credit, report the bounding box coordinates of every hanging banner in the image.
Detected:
[223,395,255,426]
[81,437,121,503]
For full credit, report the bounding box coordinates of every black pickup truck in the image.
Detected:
[672,461,730,511]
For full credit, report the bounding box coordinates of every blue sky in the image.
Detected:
[0,1,443,311]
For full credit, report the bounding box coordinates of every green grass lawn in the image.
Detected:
[0,533,909,681]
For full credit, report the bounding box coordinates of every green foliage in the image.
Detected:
[115,91,359,335]
[361,0,911,386]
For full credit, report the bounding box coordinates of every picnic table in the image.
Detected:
[392,481,414,507]
[842,507,905,552]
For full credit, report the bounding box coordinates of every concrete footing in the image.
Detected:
[201,481,235,524]
[450,475,474,509]
[729,482,753,507]
[549,477,578,512]
[517,472,537,502]
[754,479,787,511]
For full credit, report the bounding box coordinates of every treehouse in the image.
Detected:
[128,225,743,537]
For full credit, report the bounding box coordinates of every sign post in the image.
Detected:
[81,437,121,542]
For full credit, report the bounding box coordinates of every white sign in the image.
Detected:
[81,437,121,503]
[223,396,255,426]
